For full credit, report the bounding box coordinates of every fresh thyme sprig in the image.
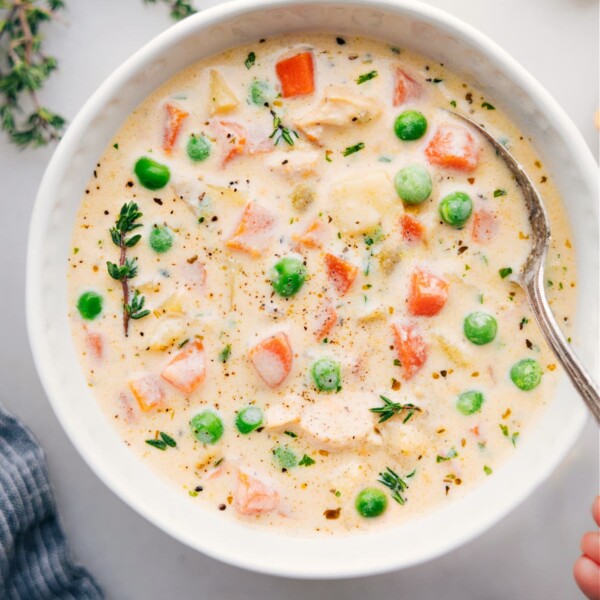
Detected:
[0,0,66,148]
[378,467,411,505]
[269,109,298,146]
[142,0,196,20]
[106,202,150,336]
[370,395,422,423]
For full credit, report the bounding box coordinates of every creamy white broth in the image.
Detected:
[67,34,577,534]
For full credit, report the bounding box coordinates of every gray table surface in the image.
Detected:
[1,0,598,598]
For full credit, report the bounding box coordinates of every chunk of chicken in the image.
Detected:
[264,149,320,179]
[298,395,379,450]
[296,85,382,142]
[264,396,304,430]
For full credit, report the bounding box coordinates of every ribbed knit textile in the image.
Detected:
[0,408,102,599]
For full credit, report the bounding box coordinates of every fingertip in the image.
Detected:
[581,531,600,564]
[574,555,600,600]
[592,497,600,527]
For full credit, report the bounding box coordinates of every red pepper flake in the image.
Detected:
[502,408,512,419]
[547,364,557,371]
[467,178,475,184]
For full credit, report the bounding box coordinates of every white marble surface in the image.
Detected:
[1,0,598,598]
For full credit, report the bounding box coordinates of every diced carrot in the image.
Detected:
[314,302,337,341]
[393,68,421,106]
[235,471,280,516]
[248,332,293,388]
[226,202,276,256]
[471,209,498,243]
[400,214,425,243]
[408,268,449,316]
[163,103,189,153]
[210,120,246,165]
[85,331,103,360]
[128,374,164,412]
[324,253,358,296]
[391,322,428,380]
[161,340,206,394]
[425,124,480,172]
[276,52,315,98]
[293,219,327,249]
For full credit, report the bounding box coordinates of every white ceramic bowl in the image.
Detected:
[27,0,598,579]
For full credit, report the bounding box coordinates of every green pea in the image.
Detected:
[439,191,473,228]
[187,134,211,162]
[456,390,485,415]
[76,291,103,320]
[355,488,387,518]
[190,411,224,445]
[249,79,273,106]
[510,359,542,391]
[149,225,173,254]
[271,257,307,298]
[134,156,170,190]
[394,110,428,141]
[311,358,341,392]
[273,445,298,469]
[394,165,432,204]
[463,312,498,345]
[235,406,263,434]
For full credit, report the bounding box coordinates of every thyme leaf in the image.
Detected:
[369,395,422,423]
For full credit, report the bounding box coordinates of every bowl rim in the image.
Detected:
[26,0,597,579]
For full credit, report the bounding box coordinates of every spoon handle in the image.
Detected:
[523,269,600,424]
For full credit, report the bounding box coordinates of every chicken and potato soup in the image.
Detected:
[68,34,576,533]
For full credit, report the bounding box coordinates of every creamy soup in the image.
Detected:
[67,34,577,534]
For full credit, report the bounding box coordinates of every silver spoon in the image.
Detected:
[452,113,600,423]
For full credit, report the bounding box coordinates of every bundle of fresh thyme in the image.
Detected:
[0,0,196,149]
[0,0,66,148]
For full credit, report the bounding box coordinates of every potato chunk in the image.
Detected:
[329,171,400,234]
[208,69,239,115]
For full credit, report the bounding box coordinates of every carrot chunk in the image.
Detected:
[226,202,276,256]
[161,340,206,394]
[128,374,164,412]
[314,302,337,341]
[163,103,189,153]
[210,120,246,165]
[400,214,425,243]
[391,322,428,380]
[325,253,358,296]
[85,331,103,360]
[293,219,327,249]
[408,268,449,316]
[249,332,293,388]
[425,124,480,172]
[393,68,421,106]
[235,471,280,516]
[471,209,498,243]
[276,52,315,98]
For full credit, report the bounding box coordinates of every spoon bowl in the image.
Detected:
[454,112,600,423]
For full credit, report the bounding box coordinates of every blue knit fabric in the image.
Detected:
[0,408,102,599]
